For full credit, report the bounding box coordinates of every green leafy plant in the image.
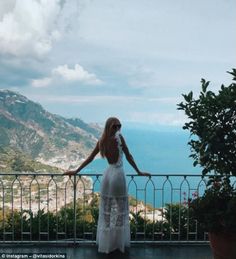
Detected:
[177,69,236,233]
[189,176,236,233]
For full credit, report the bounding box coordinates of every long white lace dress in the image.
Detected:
[96,131,130,253]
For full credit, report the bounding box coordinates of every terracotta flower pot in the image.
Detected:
[208,232,236,259]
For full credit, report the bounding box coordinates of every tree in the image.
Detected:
[177,69,236,177]
[177,69,236,236]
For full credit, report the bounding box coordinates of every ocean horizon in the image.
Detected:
[83,127,202,174]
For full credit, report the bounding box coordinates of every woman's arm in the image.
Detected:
[120,135,150,176]
[63,141,100,176]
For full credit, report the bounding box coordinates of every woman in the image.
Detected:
[64,117,150,253]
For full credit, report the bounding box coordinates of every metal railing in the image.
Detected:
[0,172,232,244]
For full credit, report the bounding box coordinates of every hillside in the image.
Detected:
[0,89,102,170]
[0,147,61,173]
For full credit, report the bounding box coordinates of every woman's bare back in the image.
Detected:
[104,136,120,164]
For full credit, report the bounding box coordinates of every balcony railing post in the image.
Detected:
[73,174,76,245]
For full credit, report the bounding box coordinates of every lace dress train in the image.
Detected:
[96,132,130,253]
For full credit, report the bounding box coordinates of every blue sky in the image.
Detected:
[0,0,235,129]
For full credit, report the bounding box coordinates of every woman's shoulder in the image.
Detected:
[115,132,127,147]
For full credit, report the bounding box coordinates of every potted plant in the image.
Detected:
[177,69,236,259]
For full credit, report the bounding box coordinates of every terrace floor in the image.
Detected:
[0,244,213,259]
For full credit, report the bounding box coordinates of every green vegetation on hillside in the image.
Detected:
[0,90,101,167]
[0,147,61,173]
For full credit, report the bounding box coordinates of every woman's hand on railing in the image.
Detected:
[138,172,151,177]
[63,170,77,176]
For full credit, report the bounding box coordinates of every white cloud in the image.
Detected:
[78,0,235,64]
[26,94,141,104]
[147,97,182,105]
[0,0,72,57]
[31,63,103,87]
[0,0,15,20]
[52,64,103,85]
[128,111,187,126]
[32,77,52,88]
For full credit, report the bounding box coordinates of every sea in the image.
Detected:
[81,127,204,208]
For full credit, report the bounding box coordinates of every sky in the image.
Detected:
[0,0,235,129]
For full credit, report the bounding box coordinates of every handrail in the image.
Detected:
[0,172,234,244]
